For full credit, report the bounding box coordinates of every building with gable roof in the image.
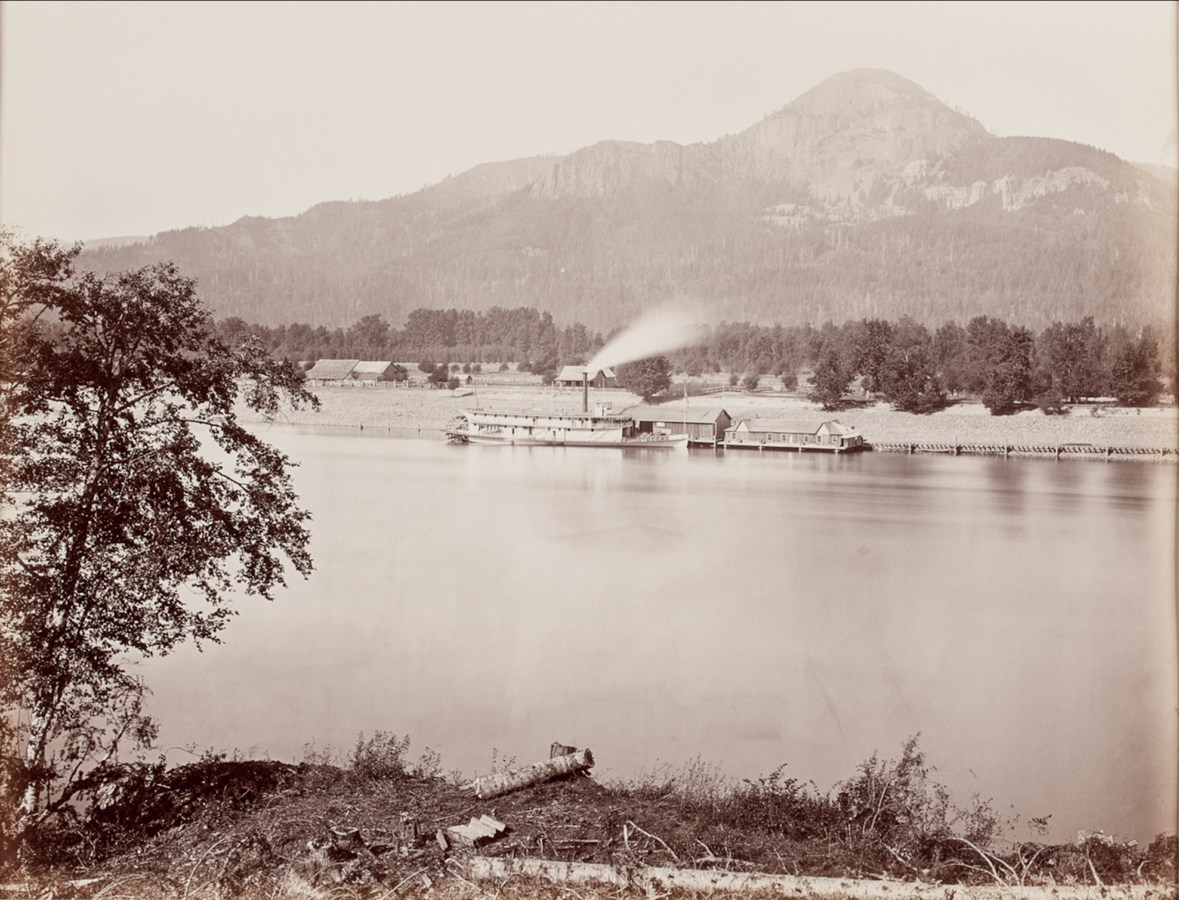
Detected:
[555,365,617,388]
[722,419,865,452]
[626,405,733,446]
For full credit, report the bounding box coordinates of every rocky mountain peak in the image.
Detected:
[726,69,987,191]
[785,68,961,119]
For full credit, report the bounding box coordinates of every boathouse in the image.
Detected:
[555,365,617,388]
[723,419,865,452]
[628,406,733,446]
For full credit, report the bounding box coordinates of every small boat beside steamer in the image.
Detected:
[446,405,688,449]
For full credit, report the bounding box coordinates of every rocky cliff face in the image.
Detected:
[529,69,991,211]
[524,69,1165,227]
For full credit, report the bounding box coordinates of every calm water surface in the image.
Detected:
[147,426,1177,842]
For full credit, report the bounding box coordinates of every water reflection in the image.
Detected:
[146,430,1176,844]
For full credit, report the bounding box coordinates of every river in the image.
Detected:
[145,426,1177,844]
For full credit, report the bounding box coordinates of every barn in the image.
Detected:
[304,359,359,383]
[555,366,617,388]
[351,361,403,383]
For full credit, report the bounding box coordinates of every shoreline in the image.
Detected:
[246,383,1179,454]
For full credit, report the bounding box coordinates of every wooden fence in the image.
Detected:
[869,441,1178,461]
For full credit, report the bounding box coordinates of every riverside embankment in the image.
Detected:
[245,382,1179,456]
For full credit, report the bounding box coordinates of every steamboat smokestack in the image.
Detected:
[583,370,588,413]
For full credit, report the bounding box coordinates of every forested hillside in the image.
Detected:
[80,70,1176,334]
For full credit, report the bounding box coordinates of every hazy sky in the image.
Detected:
[2,0,1175,243]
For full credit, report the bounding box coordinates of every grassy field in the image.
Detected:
[245,382,1179,452]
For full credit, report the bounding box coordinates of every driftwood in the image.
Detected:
[465,857,1172,899]
[447,814,507,848]
[469,749,594,799]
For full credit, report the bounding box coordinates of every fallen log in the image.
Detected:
[465,857,1171,900]
[469,748,594,799]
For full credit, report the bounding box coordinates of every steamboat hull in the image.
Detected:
[459,433,688,449]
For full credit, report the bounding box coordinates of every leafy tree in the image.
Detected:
[1108,325,1163,406]
[933,321,969,394]
[0,235,317,848]
[1036,318,1104,402]
[965,317,1034,414]
[741,371,762,392]
[983,326,1035,415]
[878,319,946,413]
[807,342,853,410]
[617,355,672,400]
[849,318,894,397]
[345,314,391,358]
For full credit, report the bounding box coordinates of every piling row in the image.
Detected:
[869,442,1178,461]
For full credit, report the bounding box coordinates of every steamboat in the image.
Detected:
[446,404,687,449]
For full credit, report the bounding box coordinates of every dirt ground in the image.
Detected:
[7,756,1175,900]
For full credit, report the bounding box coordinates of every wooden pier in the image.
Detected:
[869,441,1178,461]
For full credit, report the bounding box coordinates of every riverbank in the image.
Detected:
[246,383,1179,452]
[7,746,1175,900]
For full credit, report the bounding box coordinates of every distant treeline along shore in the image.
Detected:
[216,307,1172,416]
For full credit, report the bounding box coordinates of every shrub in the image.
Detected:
[1033,389,1068,415]
[348,732,410,781]
[725,764,839,839]
[1144,833,1177,882]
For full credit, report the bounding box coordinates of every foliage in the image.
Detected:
[1036,318,1105,402]
[627,755,733,808]
[966,317,1035,414]
[1032,388,1068,415]
[7,731,1174,893]
[726,764,839,839]
[220,305,1174,417]
[616,355,672,400]
[348,732,411,782]
[0,233,317,852]
[875,318,946,413]
[848,319,894,396]
[1108,324,1163,406]
[808,343,853,410]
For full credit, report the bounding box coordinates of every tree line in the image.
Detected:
[218,308,1174,415]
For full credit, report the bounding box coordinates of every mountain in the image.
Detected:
[80,69,1177,333]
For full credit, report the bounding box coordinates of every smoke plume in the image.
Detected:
[586,303,708,372]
